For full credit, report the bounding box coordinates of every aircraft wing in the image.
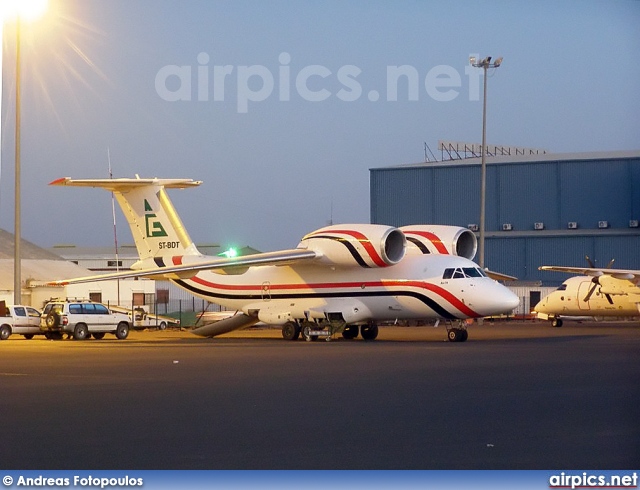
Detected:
[539,266,640,281]
[48,249,318,285]
[484,269,518,281]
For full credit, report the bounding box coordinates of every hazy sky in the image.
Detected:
[1,0,639,253]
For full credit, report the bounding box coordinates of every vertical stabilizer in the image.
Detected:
[50,177,203,260]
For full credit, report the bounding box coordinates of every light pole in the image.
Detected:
[13,17,22,304]
[469,55,502,269]
[1,1,49,304]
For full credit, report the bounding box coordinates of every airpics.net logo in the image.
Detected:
[549,472,638,489]
[155,52,491,113]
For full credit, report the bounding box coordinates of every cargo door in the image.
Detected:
[577,281,592,311]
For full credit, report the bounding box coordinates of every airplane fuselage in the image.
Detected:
[166,253,517,324]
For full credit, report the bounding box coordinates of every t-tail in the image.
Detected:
[50,177,203,261]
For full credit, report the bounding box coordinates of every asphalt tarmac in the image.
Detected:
[1,321,638,469]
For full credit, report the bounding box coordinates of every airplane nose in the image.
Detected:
[483,283,519,315]
[505,288,520,311]
[533,296,547,313]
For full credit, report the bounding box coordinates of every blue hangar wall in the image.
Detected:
[370,151,640,286]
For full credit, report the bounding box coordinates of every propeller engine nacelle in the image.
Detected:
[400,225,478,260]
[299,224,406,268]
[595,275,633,297]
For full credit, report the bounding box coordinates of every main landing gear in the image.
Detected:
[280,320,379,342]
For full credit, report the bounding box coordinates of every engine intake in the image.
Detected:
[300,224,406,268]
[400,225,477,260]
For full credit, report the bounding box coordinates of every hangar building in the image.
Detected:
[370,150,640,291]
[0,229,155,309]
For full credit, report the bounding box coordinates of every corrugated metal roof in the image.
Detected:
[0,229,63,260]
[0,259,92,290]
[373,150,640,170]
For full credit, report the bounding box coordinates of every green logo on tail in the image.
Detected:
[144,199,168,237]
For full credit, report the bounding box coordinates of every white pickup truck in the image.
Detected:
[0,304,43,340]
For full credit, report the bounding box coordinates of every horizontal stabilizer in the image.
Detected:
[191,313,259,337]
[49,177,203,190]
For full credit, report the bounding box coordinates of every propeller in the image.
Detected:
[583,256,615,304]
[585,255,615,269]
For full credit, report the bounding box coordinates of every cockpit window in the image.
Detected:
[556,284,567,291]
[463,267,482,278]
[443,267,487,279]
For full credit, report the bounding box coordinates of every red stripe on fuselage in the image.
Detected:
[403,230,449,254]
[188,275,479,317]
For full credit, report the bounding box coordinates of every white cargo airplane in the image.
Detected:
[48,176,519,342]
[534,261,640,327]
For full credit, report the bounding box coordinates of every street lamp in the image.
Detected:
[0,0,49,304]
[469,55,502,269]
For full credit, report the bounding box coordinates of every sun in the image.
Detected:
[1,0,49,22]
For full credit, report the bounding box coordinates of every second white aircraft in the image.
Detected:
[535,262,640,327]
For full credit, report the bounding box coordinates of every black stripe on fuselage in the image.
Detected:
[305,235,370,268]
[406,236,430,254]
[173,279,458,319]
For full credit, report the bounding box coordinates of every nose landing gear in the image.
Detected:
[446,320,469,342]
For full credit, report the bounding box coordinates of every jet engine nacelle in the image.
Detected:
[400,225,477,260]
[299,224,406,268]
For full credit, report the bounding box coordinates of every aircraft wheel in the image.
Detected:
[551,318,563,328]
[281,321,300,341]
[447,329,465,342]
[460,329,468,342]
[360,324,378,341]
[24,334,34,340]
[342,325,359,340]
